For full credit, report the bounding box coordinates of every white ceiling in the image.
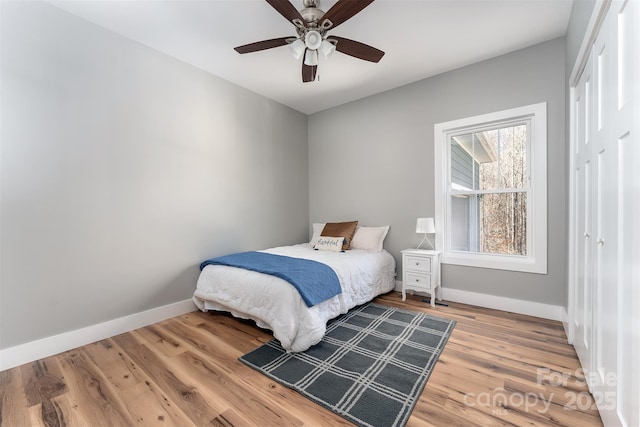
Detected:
[49,0,574,115]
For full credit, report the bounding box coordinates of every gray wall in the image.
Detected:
[309,38,566,306]
[566,0,597,75]
[0,1,308,349]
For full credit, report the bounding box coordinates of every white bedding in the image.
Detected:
[193,243,396,352]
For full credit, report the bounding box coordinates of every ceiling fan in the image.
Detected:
[234,0,385,83]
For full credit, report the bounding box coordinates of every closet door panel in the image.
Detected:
[610,1,639,426]
[573,53,594,375]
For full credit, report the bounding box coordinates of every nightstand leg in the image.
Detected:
[430,292,435,308]
[402,289,406,301]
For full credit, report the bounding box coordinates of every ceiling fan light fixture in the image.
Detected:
[304,30,322,50]
[319,39,336,58]
[289,38,306,59]
[304,49,318,66]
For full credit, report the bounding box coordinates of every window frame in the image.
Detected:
[434,103,547,274]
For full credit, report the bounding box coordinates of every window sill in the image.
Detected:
[442,252,547,274]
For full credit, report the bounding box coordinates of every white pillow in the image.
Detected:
[314,236,345,252]
[309,223,326,246]
[350,225,390,252]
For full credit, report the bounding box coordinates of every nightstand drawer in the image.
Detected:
[405,272,432,291]
[405,256,431,273]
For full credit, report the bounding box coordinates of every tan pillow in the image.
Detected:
[321,221,358,250]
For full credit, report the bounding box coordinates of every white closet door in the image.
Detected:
[606,1,639,426]
[570,1,639,426]
[591,6,619,423]
[573,50,594,378]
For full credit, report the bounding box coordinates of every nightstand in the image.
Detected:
[401,249,441,307]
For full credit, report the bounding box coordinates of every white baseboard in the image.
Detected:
[441,288,564,321]
[0,299,197,372]
[396,283,564,322]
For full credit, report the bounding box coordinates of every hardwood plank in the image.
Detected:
[153,320,349,426]
[111,332,222,425]
[20,359,67,407]
[46,394,91,427]
[210,408,247,426]
[174,350,304,426]
[81,339,144,393]
[27,399,66,427]
[119,381,198,427]
[0,291,603,426]
[0,369,31,427]
[83,338,198,426]
[56,349,133,426]
[133,325,185,359]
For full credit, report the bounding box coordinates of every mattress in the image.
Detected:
[193,243,396,352]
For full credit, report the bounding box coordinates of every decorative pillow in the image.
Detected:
[309,223,326,247]
[321,221,358,251]
[314,236,346,252]
[351,225,390,252]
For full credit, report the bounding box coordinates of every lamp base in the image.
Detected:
[416,234,434,250]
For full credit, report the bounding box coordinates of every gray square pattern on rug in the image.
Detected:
[239,302,456,427]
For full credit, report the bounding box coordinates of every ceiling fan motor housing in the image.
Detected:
[300,7,325,27]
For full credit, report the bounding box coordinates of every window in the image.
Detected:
[434,103,547,274]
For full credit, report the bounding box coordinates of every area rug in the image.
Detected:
[239,302,456,427]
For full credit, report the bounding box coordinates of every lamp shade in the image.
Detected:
[289,39,305,60]
[319,39,336,58]
[416,217,435,234]
[304,49,318,66]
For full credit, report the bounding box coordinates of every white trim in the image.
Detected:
[440,287,564,322]
[569,0,611,85]
[396,282,563,322]
[562,307,573,345]
[0,299,197,372]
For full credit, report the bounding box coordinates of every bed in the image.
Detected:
[193,223,396,352]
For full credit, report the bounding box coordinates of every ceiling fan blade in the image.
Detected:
[302,62,317,83]
[329,36,384,62]
[265,0,305,26]
[234,37,291,54]
[319,0,374,31]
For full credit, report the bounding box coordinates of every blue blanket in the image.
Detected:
[199,251,342,307]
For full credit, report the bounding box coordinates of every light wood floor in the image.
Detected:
[0,292,603,426]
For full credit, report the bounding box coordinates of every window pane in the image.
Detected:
[478,125,528,190]
[450,194,480,252]
[480,192,527,255]
[450,192,527,256]
[450,136,477,190]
